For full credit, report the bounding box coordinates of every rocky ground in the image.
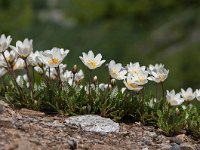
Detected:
[0,100,199,150]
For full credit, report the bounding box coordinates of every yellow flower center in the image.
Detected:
[111,68,120,78]
[127,82,137,89]
[13,63,18,70]
[138,77,144,83]
[132,69,138,74]
[48,58,59,65]
[5,56,10,62]
[87,60,97,69]
[159,74,165,81]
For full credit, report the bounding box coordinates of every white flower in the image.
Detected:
[121,87,126,94]
[45,67,57,79]
[126,62,146,76]
[132,70,148,86]
[74,69,84,82]
[0,34,12,53]
[123,73,143,92]
[44,63,68,80]
[45,64,68,80]
[31,51,46,74]
[34,66,43,74]
[195,89,200,101]
[16,76,23,88]
[149,98,157,108]
[0,50,24,70]
[148,64,169,83]
[27,51,43,66]
[16,74,29,88]
[79,50,105,70]
[166,90,184,106]
[108,60,127,80]
[44,48,69,56]
[60,69,84,85]
[148,64,164,73]
[181,87,195,101]
[11,39,33,58]
[13,58,25,70]
[182,105,187,110]
[0,68,7,77]
[60,70,72,82]
[41,47,69,68]
[0,50,17,68]
[99,83,109,91]
[59,63,67,74]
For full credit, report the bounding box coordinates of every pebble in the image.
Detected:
[170,134,187,145]
[65,115,120,133]
[144,140,154,146]
[170,143,180,150]
[180,142,195,150]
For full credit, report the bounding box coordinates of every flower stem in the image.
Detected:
[156,83,158,100]
[49,67,51,78]
[1,52,23,98]
[131,91,134,101]
[165,103,171,123]
[32,66,35,86]
[107,75,112,91]
[141,86,145,114]
[72,73,75,87]
[88,69,92,103]
[161,82,165,100]
[24,59,33,98]
[24,59,32,89]
[56,65,62,90]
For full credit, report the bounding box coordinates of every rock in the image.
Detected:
[161,145,171,150]
[0,100,9,107]
[144,139,154,146]
[43,120,64,127]
[0,118,13,128]
[65,115,120,133]
[4,139,37,150]
[68,138,78,150]
[170,134,187,145]
[180,142,195,150]
[170,143,180,150]
[19,108,45,117]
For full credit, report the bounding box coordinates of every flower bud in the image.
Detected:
[111,79,116,86]
[108,84,112,90]
[93,75,98,85]
[72,65,77,74]
[176,108,180,116]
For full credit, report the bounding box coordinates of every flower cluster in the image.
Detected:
[79,51,169,93]
[166,88,200,106]
[1,34,199,104]
[0,34,84,89]
[0,34,200,137]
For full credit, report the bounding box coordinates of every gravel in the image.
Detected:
[0,100,199,150]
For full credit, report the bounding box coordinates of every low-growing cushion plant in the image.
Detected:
[0,34,199,138]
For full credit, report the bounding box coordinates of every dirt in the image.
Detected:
[0,100,199,150]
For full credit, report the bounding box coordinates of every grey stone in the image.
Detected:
[180,142,195,150]
[170,143,180,150]
[170,134,187,145]
[43,120,64,127]
[68,138,78,150]
[65,115,119,133]
[161,145,171,150]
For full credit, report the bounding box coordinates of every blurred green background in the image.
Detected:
[1,0,200,90]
